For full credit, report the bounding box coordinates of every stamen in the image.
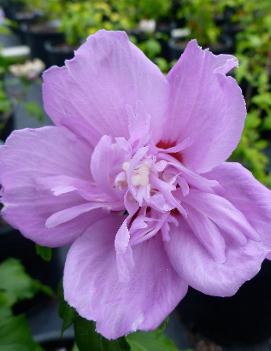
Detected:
[131,163,150,187]
[122,161,130,172]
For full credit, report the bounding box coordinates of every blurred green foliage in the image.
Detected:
[0,78,12,134]
[116,0,172,23]
[59,1,131,46]
[0,258,52,351]
[231,0,271,185]
[57,0,171,46]
[177,0,222,45]
[0,80,11,115]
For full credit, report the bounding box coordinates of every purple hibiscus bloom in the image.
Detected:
[1,30,271,339]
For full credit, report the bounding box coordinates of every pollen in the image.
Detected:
[131,162,150,187]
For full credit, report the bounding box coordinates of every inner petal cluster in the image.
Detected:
[112,145,183,214]
[88,134,219,247]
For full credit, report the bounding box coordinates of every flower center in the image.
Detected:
[124,161,150,187]
[113,150,186,214]
[93,135,217,220]
[90,135,220,247]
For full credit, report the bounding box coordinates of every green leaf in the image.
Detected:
[0,303,12,319]
[59,284,187,351]
[252,92,271,109]
[0,259,44,307]
[33,280,53,298]
[74,317,100,351]
[0,315,43,351]
[102,335,130,351]
[0,24,11,35]
[58,282,129,350]
[58,283,76,336]
[35,245,53,262]
[74,315,130,351]
[126,327,181,351]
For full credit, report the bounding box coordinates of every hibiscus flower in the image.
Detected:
[1,30,271,339]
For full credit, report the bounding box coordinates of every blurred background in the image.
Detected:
[0,1,271,351]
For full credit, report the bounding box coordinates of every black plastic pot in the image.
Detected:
[210,35,234,55]
[156,17,176,36]
[260,129,271,141]
[1,0,24,20]
[21,22,64,66]
[178,260,271,346]
[44,41,75,67]
[168,38,186,61]
[9,11,42,44]
[127,29,149,43]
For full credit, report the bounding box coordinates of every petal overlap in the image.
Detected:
[165,218,266,297]
[205,162,271,251]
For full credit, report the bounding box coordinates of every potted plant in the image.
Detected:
[16,0,65,65]
[21,21,64,66]
[1,0,42,43]
[44,1,88,67]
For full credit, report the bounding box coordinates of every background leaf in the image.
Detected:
[127,328,182,351]
[0,315,43,351]
[58,282,76,336]
[0,258,51,307]
[74,315,130,351]
[35,245,53,262]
